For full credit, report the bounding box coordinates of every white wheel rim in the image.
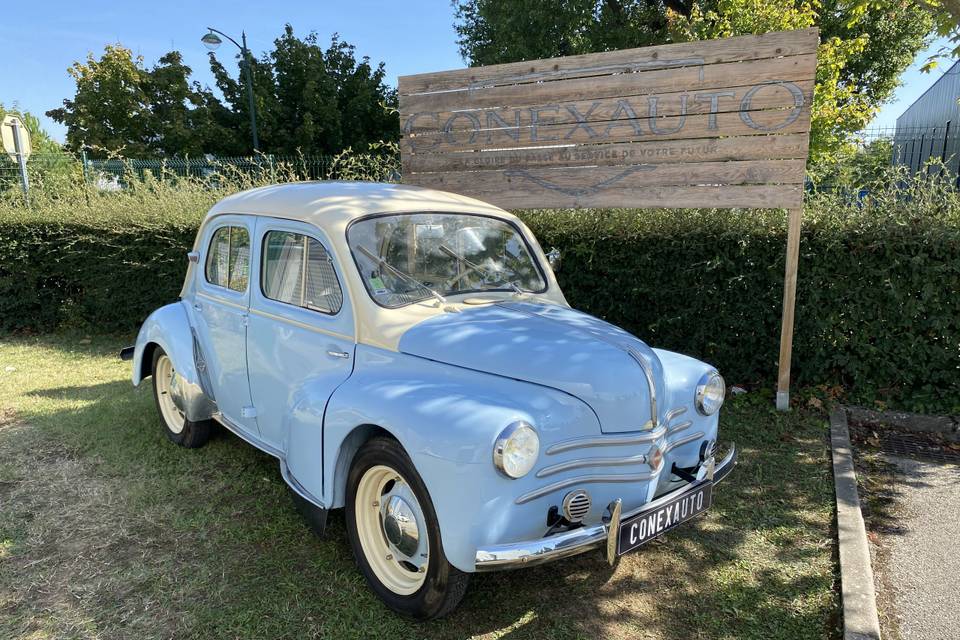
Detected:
[155,355,186,435]
[355,464,429,595]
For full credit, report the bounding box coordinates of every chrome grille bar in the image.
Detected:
[546,425,665,455]
[535,452,649,478]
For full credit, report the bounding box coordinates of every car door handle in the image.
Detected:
[327,350,350,359]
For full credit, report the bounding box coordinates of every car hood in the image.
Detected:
[396,300,665,433]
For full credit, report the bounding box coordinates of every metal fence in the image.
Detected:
[0,152,336,197]
[84,154,335,184]
[3,127,959,201]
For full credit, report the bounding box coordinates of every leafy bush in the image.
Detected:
[1,163,957,413]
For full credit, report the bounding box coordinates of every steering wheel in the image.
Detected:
[442,264,487,291]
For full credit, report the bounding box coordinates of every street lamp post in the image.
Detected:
[201,27,260,152]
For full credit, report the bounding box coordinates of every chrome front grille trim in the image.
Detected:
[625,348,659,427]
[546,425,665,455]
[664,431,705,453]
[535,452,649,478]
[515,472,655,505]
[667,420,693,437]
[664,406,687,422]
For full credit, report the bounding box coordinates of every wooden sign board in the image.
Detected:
[399,28,818,411]
[399,28,816,210]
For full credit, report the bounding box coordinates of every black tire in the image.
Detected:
[150,347,212,449]
[345,436,469,620]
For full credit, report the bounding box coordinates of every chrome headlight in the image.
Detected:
[493,421,539,478]
[695,372,726,416]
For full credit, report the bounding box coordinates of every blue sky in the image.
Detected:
[0,1,951,142]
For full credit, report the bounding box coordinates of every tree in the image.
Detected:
[209,25,399,155]
[453,0,935,160]
[48,26,399,158]
[47,45,154,156]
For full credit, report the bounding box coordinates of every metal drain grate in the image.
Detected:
[880,432,960,464]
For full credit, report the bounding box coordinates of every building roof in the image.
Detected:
[205,181,511,229]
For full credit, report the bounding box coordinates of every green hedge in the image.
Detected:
[2,176,958,413]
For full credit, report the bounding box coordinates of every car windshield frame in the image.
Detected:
[346,211,549,309]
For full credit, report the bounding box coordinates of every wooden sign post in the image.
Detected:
[399,28,818,411]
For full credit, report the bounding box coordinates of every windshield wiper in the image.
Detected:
[357,245,446,306]
[438,244,523,295]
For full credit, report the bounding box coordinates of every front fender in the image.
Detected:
[323,345,602,572]
[132,302,216,421]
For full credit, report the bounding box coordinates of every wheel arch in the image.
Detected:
[132,302,216,421]
[329,423,394,509]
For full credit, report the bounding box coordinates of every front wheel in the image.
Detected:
[345,436,469,619]
[151,348,212,448]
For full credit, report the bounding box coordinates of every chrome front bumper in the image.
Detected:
[473,442,737,571]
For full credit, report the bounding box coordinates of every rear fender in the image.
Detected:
[132,301,217,421]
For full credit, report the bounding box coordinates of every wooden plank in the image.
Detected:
[403,134,811,173]
[776,205,804,410]
[409,160,805,194]
[400,54,816,114]
[400,182,803,210]
[400,28,819,95]
[403,81,814,135]
[402,106,812,155]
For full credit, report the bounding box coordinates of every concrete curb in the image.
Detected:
[830,407,882,640]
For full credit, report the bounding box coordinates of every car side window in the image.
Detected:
[261,230,343,315]
[205,225,250,293]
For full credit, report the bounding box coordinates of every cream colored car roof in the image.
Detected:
[184,181,568,350]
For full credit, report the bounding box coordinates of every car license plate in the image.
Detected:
[617,482,712,556]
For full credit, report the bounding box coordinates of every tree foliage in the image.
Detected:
[47,26,398,158]
[453,0,935,160]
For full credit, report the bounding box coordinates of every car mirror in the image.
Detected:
[546,247,561,272]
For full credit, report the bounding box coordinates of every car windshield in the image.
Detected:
[347,212,547,308]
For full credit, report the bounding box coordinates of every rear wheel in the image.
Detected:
[151,348,212,448]
[345,436,469,619]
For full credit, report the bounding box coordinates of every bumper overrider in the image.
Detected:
[474,442,737,571]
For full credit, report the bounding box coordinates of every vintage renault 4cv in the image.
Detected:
[127,182,736,619]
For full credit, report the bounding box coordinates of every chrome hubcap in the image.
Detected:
[382,495,420,558]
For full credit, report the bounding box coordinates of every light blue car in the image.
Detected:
[125,181,736,619]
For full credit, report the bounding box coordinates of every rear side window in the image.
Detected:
[261,231,343,315]
[205,226,250,292]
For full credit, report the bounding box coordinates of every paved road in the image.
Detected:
[884,455,960,640]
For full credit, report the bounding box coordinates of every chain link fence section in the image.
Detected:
[82,154,335,188]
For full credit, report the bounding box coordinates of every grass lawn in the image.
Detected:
[0,333,839,639]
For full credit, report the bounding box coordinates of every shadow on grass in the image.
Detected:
[1,337,840,640]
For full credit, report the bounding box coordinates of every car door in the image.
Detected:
[246,217,356,452]
[192,215,259,437]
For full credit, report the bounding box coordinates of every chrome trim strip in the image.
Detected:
[515,472,655,505]
[535,453,649,478]
[214,413,284,459]
[663,431,705,454]
[666,420,693,437]
[625,348,658,427]
[664,406,688,422]
[475,443,737,571]
[248,307,354,341]
[546,425,666,455]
